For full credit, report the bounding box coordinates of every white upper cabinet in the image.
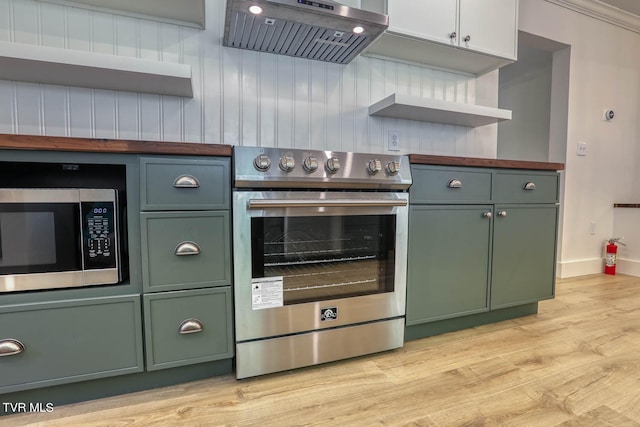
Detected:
[458,0,518,59]
[362,0,518,75]
[387,0,458,46]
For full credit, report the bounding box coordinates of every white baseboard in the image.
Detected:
[616,259,640,277]
[556,258,603,278]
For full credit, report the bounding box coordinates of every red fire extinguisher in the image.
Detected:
[605,237,625,275]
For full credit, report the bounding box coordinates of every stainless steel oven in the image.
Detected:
[233,147,411,378]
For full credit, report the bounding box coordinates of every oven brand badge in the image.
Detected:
[320,307,338,321]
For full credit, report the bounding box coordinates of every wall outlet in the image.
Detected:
[577,141,587,156]
[388,130,400,151]
[590,221,596,235]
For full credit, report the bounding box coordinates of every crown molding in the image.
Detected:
[544,0,640,34]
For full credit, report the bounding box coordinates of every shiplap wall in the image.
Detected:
[0,0,497,157]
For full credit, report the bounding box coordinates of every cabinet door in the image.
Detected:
[459,0,517,59]
[387,0,458,45]
[491,205,557,308]
[0,295,143,394]
[406,205,492,325]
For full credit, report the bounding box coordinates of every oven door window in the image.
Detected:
[251,215,396,305]
[0,203,81,274]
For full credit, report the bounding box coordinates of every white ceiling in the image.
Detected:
[598,0,640,17]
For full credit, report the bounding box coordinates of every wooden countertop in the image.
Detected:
[409,154,564,171]
[0,133,232,157]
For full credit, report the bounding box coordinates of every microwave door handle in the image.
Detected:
[247,199,408,209]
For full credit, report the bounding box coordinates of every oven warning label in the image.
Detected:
[251,276,283,310]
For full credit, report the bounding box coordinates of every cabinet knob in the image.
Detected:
[173,175,200,188]
[0,339,25,357]
[449,31,457,40]
[448,179,463,189]
[464,35,471,43]
[523,182,536,191]
[178,318,204,334]
[498,210,507,217]
[175,241,201,256]
[483,211,492,219]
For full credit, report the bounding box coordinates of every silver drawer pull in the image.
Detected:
[498,210,507,217]
[175,241,201,256]
[0,339,25,357]
[173,175,200,188]
[448,179,463,189]
[523,182,536,191]
[178,318,204,334]
[483,211,492,219]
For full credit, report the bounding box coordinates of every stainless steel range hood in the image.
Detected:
[223,0,388,64]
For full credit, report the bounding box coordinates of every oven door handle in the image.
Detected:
[247,199,408,209]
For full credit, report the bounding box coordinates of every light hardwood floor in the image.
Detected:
[4,274,640,426]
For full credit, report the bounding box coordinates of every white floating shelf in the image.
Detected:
[369,94,512,127]
[40,0,205,29]
[0,41,193,97]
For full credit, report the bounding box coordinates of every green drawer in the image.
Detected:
[143,288,233,371]
[141,211,231,292]
[140,157,230,211]
[0,295,143,394]
[410,166,492,204]
[493,171,559,203]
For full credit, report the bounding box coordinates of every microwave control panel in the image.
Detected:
[81,201,117,270]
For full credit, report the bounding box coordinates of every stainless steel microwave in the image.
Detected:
[0,188,121,293]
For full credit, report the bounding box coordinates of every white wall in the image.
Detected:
[0,0,498,158]
[519,0,640,277]
[499,69,551,161]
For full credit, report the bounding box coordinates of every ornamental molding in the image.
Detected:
[544,0,640,34]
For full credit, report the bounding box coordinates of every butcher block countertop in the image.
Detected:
[409,154,565,171]
[0,133,232,157]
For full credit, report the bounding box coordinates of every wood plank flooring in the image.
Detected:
[5,274,640,426]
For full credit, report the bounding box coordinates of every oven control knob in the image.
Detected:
[279,155,296,172]
[254,154,271,172]
[325,157,340,174]
[386,160,401,176]
[303,156,318,173]
[367,159,382,175]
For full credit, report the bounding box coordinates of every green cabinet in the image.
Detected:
[0,149,234,401]
[407,205,492,324]
[491,204,558,307]
[0,295,143,394]
[139,157,232,293]
[143,288,233,371]
[138,156,234,372]
[407,165,559,331]
[140,157,230,211]
[141,211,231,292]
